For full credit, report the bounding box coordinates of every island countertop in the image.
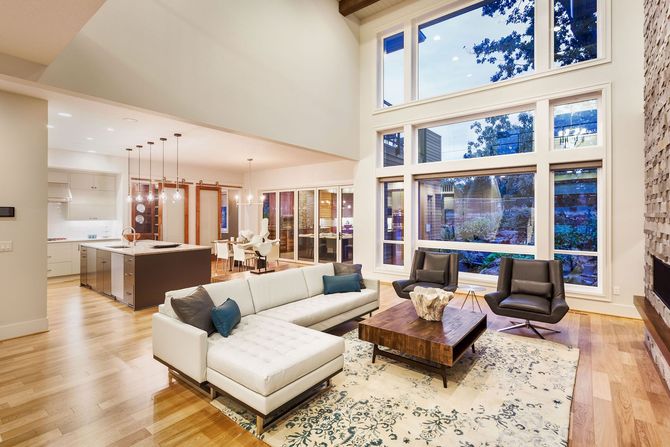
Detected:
[80,240,211,256]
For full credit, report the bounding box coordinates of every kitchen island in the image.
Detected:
[80,241,211,310]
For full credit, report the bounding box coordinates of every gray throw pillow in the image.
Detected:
[334,262,366,289]
[416,269,444,284]
[423,252,449,272]
[511,279,553,298]
[171,286,216,335]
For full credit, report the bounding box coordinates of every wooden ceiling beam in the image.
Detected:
[339,0,382,16]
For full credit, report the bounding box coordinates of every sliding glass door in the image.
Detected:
[297,190,315,261]
[318,188,338,263]
[279,191,295,259]
[264,186,353,263]
[340,186,354,263]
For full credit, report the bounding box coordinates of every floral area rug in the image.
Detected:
[210,329,579,446]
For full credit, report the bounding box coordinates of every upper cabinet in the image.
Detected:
[49,170,118,220]
[69,173,116,191]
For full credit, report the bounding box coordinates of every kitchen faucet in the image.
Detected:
[121,226,137,247]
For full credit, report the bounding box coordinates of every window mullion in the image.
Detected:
[535,99,551,261]
[535,0,551,73]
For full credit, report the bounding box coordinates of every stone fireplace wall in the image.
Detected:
[643,0,670,388]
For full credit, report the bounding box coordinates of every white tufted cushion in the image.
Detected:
[247,269,309,312]
[257,289,377,327]
[207,315,344,396]
[301,263,335,296]
[163,278,255,318]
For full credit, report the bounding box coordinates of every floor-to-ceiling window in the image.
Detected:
[297,190,315,262]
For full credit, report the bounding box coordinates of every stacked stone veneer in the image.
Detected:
[643,0,670,390]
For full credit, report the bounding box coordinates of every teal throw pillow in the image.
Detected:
[211,298,241,337]
[323,274,361,295]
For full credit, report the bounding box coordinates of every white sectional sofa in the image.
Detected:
[152,263,379,433]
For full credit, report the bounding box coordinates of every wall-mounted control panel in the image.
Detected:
[0,207,15,217]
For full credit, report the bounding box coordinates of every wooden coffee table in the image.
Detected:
[358,301,487,388]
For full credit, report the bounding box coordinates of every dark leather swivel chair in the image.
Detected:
[485,257,569,339]
[392,250,458,299]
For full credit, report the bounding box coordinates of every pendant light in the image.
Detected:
[125,147,133,202]
[146,141,155,201]
[159,137,167,201]
[236,158,264,206]
[135,144,144,202]
[173,133,182,201]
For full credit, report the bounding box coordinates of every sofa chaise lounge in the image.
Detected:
[152,263,379,434]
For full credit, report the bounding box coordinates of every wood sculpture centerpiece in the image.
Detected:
[409,286,454,321]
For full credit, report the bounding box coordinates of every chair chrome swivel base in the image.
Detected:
[498,320,560,339]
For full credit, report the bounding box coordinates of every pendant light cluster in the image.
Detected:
[236,158,265,206]
[126,133,183,203]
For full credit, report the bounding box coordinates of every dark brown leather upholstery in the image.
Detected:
[485,258,569,324]
[392,251,459,299]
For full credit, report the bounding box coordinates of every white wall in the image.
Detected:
[39,0,361,159]
[355,0,645,317]
[241,159,357,232]
[48,149,244,244]
[0,89,48,340]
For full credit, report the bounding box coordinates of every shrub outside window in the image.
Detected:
[418,173,535,246]
[553,168,598,287]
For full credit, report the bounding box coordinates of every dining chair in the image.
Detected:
[215,242,229,273]
[232,243,253,271]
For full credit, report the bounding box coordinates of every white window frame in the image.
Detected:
[550,93,602,152]
[379,179,405,270]
[379,128,406,168]
[550,0,606,69]
[414,103,537,165]
[375,0,610,111]
[549,167,604,295]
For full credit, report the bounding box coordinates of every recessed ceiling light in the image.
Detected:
[46,124,54,129]
[123,117,138,122]
[433,35,441,41]
[57,112,72,117]
[452,56,459,62]
[87,150,97,153]
[106,127,115,132]
[86,137,94,141]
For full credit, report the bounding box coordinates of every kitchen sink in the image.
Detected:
[106,245,130,249]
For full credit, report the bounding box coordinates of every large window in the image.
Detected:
[382,181,404,266]
[262,192,277,240]
[297,190,315,262]
[418,110,535,163]
[553,98,598,150]
[418,173,535,245]
[553,168,598,287]
[417,0,535,99]
[553,0,598,67]
[382,32,404,107]
[383,131,404,167]
[279,191,295,259]
[419,248,534,276]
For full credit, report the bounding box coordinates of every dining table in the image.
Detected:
[212,239,257,272]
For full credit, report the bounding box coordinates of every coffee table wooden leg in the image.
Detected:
[372,344,378,364]
[441,365,448,388]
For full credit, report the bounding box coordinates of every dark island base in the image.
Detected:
[133,249,211,310]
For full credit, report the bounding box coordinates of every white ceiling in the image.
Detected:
[0,75,346,172]
[0,0,105,65]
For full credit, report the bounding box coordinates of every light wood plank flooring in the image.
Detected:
[1,272,669,446]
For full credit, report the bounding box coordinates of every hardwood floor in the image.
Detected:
[1,273,669,446]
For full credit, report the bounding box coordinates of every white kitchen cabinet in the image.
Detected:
[47,242,89,277]
[48,170,69,183]
[69,173,116,191]
[111,253,124,300]
[68,189,116,220]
